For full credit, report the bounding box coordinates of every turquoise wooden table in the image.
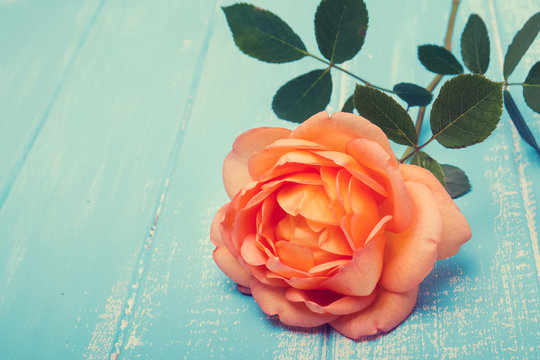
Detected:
[1,0,539,359]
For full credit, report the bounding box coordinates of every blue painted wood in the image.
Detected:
[0,0,220,358]
[0,0,104,209]
[0,0,538,359]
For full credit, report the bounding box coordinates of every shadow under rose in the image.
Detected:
[214,249,478,342]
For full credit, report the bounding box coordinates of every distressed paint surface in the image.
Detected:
[0,0,539,359]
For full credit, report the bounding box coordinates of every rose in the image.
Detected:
[210,111,471,339]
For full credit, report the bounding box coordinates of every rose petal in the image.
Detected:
[399,164,471,259]
[275,241,315,272]
[237,285,252,295]
[311,249,346,266]
[330,287,419,340]
[336,169,352,213]
[210,204,228,247]
[380,182,441,293]
[346,138,412,232]
[263,172,324,187]
[256,234,276,258]
[315,151,387,197]
[290,224,319,249]
[247,264,288,288]
[291,111,395,158]
[257,196,281,250]
[348,177,381,248]
[308,259,350,275]
[318,226,353,255]
[304,218,326,232]
[349,176,379,215]
[223,127,291,198]
[340,214,360,251]
[284,276,328,290]
[255,264,335,290]
[265,138,328,151]
[275,216,296,242]
[221,182,261,252]
[320,167,347,219]
[266,256,311,279]
[241,234,268,266]
[213,246,251,287]
[248,139,328,179]
[245,182,281,209]
[365,215,392,244]
[231,205,259,254]
[249,150,334,180]
[285,288,378,315]
[276,183,336,224]
[320,229,386,296]
[250,279,339,327]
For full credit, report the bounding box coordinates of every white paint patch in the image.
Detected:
[125,294,135,315]
[273,326,327,360]
[124,323,143,350]
[515,150,540,282]
[84,280,128,360]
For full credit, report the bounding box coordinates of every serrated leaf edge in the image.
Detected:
[355,85,417,146]
[431,77,503,147]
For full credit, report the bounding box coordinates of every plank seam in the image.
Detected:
[106,1,220,359]
[0,0,107,213]
[488,0,540,285]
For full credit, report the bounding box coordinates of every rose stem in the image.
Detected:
[414,0,460,137]
[399,0,461,163]
[507,83,540,87]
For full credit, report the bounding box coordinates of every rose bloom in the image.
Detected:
[210,111,471,340]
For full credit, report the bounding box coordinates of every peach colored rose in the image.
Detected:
[210,111,471,340]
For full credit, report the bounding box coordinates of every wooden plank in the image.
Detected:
[0,0,219,358]
[118,1,333,358]
[0,0,104,209]
[486,0,540,282]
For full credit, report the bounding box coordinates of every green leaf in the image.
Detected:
[441,164,471,199]
[504,89,540,155]
[341,94,355,113]
[460,14,490,74]
[418,44,464,75]
[354,85,417,146]
[410,151,446,187]
[393,83,433,107]
[222,4,307,63]
[314,0,369,64]
[272,69,332,123]
[430,74,503,148]
[523,61,540,114]
[503,12,540,79]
